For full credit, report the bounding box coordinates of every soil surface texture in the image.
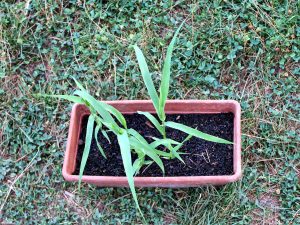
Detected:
[74,113,234,176]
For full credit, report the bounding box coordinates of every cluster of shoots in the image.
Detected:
[40,22,232,217]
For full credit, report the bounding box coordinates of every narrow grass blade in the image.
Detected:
[74,90,122,134]
[102,130,111,144]
[158,21,185,120]
[165,121,233,144]
[74,90,114,123]
[72,78,127,128]
[36,94,85,104]
[131,141,171,158]
[173,134,193,152]
[144,160,153,165]
[150,138,180,149]
[104,104,127,128]
[94,125,107,159]
[74,90,126,130]
[137,111,164,136]
[127,129,166,173]
[150,138,183,162]
[117,130,143,217]
[72,77,85,91]
[101,121,121,135]
[153,149,171,157]
[127,128,149,145]
[169,134,192,163]
[170,148,185,164]
[133,44,160,114]
[129,139,146,156]
[132,158,144,175]
[93,115,104,128]
[78,114,94,189]
[130,138,165,174]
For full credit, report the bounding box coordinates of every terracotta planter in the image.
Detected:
[62,100,241,187]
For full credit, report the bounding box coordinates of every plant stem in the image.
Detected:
[161,121,174,159]
[161,121,166,139]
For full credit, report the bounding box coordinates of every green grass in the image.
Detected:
[1,0,299,224]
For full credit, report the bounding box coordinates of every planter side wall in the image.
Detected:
[62,100,241,187]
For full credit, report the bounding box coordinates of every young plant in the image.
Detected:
[133,22,231,160]
[38,79,159,218]
[38,78,187,219]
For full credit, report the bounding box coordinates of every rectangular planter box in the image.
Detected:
[62,100,241,187]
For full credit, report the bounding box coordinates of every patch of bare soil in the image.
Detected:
[1,75,22,98]
[46,191,89,220]
[163,213,178,225]
[248,191,281,225]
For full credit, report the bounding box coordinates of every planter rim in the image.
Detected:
[62,99,242,187]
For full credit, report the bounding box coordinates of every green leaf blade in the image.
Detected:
[102,130,111,144]
[36,94,85,104]
[137,111,164,136]
[132,157,144,175]
[74,90,114,123]
[104,104,127,128]
[133,44,160,115]
[78,115,94,189]
[150,138,180,149]
[72,77,86,91]
[165,121,233,144]
[127,128,149,145]
[74,90,122,134]
[130,138,165,174]
[173,134,193,152]
[94,125,107,159]
[158,22,185,120]
[170,148,185,164]
[117,130,142,215]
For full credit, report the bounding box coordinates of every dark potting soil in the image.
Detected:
[73,113,234,176]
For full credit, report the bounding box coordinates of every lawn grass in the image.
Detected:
[0,0,299,224]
